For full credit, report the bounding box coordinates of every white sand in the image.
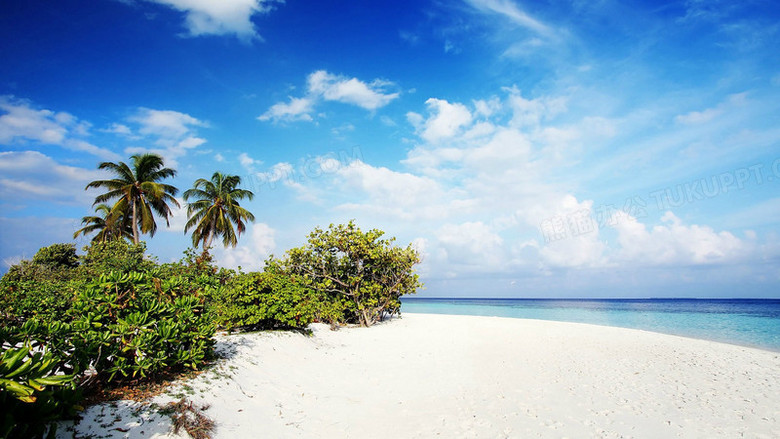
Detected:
[60,313,780,438]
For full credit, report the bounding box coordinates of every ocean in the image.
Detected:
[400,298,780,352]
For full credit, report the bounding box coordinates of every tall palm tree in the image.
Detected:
[183,172,255,251]
[73,204,133,243]
[86,153,180,244]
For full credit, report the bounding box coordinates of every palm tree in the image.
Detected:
[73,204,133,243]
[183,172,255,251]
[86,153,180,244]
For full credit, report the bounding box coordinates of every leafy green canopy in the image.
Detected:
[73,203,133,244]
[86,153,179,244]
[183,172,255,250]
[274,220,422,327]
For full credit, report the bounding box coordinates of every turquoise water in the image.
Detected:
[401,298,780,352]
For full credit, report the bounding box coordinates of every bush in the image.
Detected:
[0,244,218,437]
[69,271,216,382]
[274,221,422,327]
[79,240,154,276]
[31,243,79,269]
[0,244,81,325]
[206,269,315,331]
[0,344,80,439]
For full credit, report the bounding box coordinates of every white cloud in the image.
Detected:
[414,98,473,143]
[238,152,261,172]
[142,0,279,41]
[130,108,206,139]
[215,222,276,270]
[0,150,103,205]
[257,97,315,123]
[473,97,502,118]
[504,86,567,127]
[125,108,208,165]
[0,96,120,160]
[260,86,774,289]
[674,92,748,125]
[334,160,452,220]
[436,221,505,268]
[258,70,399,123]
[101,122,134,136]
[464,0,552,36]
[308,70,399,110]
[614,211,747,266]
[164,197,188,233]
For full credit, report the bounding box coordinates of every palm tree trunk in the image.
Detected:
[131,200,139,244]
[204,229,214,252]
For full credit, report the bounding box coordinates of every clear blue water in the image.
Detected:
[401,298,780,352]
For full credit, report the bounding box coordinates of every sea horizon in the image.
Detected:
[401,297,780,352]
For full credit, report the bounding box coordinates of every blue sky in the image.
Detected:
[1,0,779,298]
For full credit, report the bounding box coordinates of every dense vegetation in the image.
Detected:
[0,154,421,438]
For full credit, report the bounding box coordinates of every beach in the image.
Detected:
[63,313,780,438]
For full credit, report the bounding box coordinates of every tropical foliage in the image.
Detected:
[0,243,218,438]
[272,220,422,327]
[0,343,80,439]
[183,172,255,251]
[86,153,179,244]
[205,268,315,331]
[2,185,422,436]
[73,203,133,243]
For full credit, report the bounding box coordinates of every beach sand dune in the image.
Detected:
[63,313,780,438]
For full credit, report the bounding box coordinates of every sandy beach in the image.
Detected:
[62,313,780,438]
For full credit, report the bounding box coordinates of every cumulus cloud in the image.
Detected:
[214,222,277,270]
[237,152,262,172]
[614,211,747,266]
[0,150,103,205]
[129,108,206,139]
[504,86,567,127]
[334,160,454,220]
[141,0,279,41]
[307,70,399,110]
[262,86,770,288]
[258,70,399,123]
[410,98,473,143]
[257,97,315,122]
[436,221,506,268]
[124,108,208,165]
[163,197,188,233]
[0,96,120,160]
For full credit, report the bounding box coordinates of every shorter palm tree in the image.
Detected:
[73,204,133,243]
[86,153,179,244]
[183,172,255,251]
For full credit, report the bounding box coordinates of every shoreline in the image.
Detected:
[401,298,780,353]
[61,313,780,438]
[402,310,780,354]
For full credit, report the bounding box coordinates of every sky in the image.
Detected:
[1,0,779,298]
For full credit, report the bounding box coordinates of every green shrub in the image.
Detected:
[0,244,81,325]
[79,240,154,275]
[206,269,315,331]
[274,221,422,327]
[0,278,76,326]
[69,271,216,382]
[0,343,80,439]
[31,243,79,269]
